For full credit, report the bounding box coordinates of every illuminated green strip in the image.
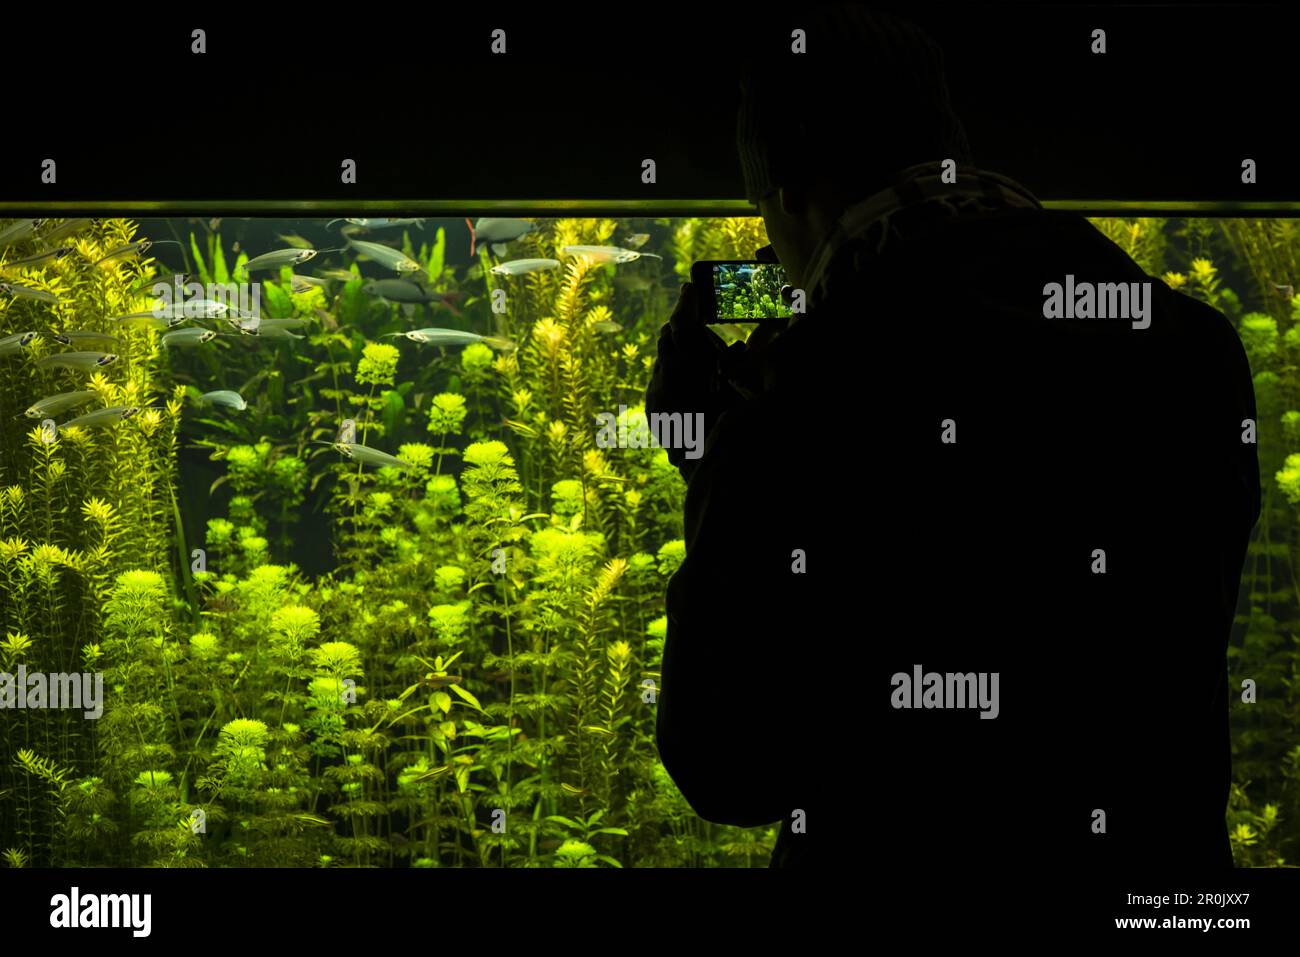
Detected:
[2,198,1300,216]
[0,199,759,216]
[1049,200,1300,215]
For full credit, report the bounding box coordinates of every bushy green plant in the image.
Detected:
[0,221,186,864]
[10,213,1296,868]
[1091,216,1300,867]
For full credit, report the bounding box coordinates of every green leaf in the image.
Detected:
[448,683,483,712]
[213,237,229,285]
[410,765,451,784]
[381,389,405,438]
[544,815,582,829]
[190,233,210,285]
[340,275,367,325]
[382,704,435,728]
[429,226,445,282]
[263,281,293,319]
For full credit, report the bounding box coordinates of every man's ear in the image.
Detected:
[778,185,807,218]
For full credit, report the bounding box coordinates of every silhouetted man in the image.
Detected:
[648,6,1260,873]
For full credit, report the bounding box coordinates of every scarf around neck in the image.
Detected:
[799,163,1043,315]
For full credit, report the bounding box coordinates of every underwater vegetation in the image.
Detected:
[0,214,779,867]
[713,262,792,320]
[1,214,1297,868]
[1089,217,1300,867]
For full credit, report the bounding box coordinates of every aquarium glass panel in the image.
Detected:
[0,215,1291,867]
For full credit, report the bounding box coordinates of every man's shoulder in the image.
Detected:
[822,205,1243,344]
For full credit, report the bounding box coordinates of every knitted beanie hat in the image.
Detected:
[736,6,973,203]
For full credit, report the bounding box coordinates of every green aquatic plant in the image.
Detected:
[12,747,72,862]
[1091,217,1169,277]
[0,221,187,864]
[32,213,1300,871]
[1090,215,1300,866]
[0,215,809,867]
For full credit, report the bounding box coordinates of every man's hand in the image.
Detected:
[646,283,746,478]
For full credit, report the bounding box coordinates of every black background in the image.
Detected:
[0,3,1295,212]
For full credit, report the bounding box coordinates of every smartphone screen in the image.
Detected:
[702,261,793,321]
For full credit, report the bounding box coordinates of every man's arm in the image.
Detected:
[653,402,804,828]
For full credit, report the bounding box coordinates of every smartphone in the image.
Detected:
[691,260,793,322]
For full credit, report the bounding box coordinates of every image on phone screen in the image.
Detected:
[711,262,792,320]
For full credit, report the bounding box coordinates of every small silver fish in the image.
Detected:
[250,324,304,340]
[467,218,534,257]
[381,327,513,348]
[40,219,96,243]
[622,233,650,249]
[113,314,172,332]
[24,390,97,418]
[363,279,454,304]
[592,320,623,334]
[113,300,227,330]
[290,274,329,293]
[328,218,426,230]
[0,331,39,355]
[2,246,74,270]
[63,405,140,429]
[196,390,247,411]
[51,331,122,347]
[259,317,308,330]
[162,328,218,348]
[36,351,118,371]
[325,441,413,469]
[490,258,561,276]
[347,239,422,274]
[315,268,358,282]
[0,282,60,303]
[243,248,321,272]
[0,219,46,248]
[92,240,175,266]
[562,245,659,264]
[152,299,230,320]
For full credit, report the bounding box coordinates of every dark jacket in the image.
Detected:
[653,187,1260,872]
